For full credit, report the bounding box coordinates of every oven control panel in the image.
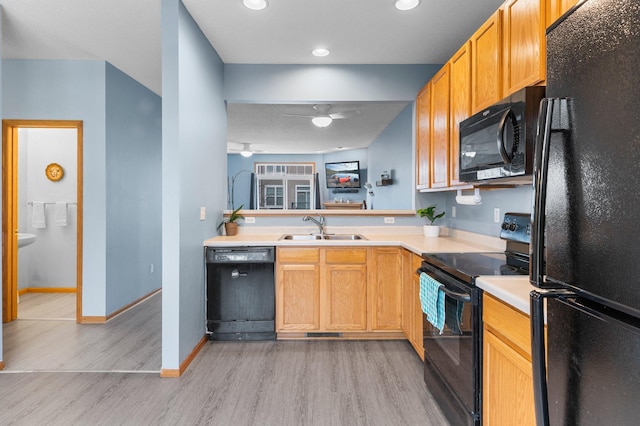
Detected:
[500,212,531,243]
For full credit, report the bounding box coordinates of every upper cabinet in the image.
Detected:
[546,0,580,27]
[416,84,431,190]
[471,10,503,114]
[502,0,546,95]
[430,65,450,189]
[416,0,548,191]
[449,42,472,187]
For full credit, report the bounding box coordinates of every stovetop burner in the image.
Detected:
[423,252,528,282]
[421,212,531,284]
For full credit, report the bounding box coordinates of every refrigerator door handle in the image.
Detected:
[530,290,551,426]
[530,98,571,286]
[530,98,553,286]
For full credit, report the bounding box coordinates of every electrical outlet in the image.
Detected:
[451,206,456,218]
[149,263,154,274]
[245,217,256,224]
[200,207,206,221]
[384,217,395,224]
[494,208,501,223]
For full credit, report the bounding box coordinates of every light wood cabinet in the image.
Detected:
[471,10,503,114]
[448,42,472,187]
[401,249,424,359]
[502,0,546,94]
[430,65,450,189]
[370,247,402,331]
[416,84,431,190]
[324,248,368,331]
[277,247,404,337]
[483,293,537,426]
[546,0,580,27]
[276,248,321,331]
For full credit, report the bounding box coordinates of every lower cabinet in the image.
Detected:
[276,248,321,331]
[482,293,537,426]
[324,248,368,330]
[276,246,403,337]
[402,250,424,359]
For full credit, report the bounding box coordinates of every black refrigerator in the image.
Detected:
[529,0,640,425]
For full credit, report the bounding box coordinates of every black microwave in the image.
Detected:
[459,86,545,183]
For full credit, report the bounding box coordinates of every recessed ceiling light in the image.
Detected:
[312,48,330,57]
[243,0,267,11]
[395,0,420,11]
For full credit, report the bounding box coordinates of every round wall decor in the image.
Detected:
[45,163,64,181]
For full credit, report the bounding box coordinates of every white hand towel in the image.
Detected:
[32,202,46,228]
[55,202,68,227]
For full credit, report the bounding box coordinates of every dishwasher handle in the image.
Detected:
[231,269,249,279]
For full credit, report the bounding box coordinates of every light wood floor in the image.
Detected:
[2,292,161,372]
[17,292,76,320]
[2,292,449,425]
[0,339,448,425]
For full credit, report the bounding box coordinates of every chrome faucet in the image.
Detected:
[303,215,325,235]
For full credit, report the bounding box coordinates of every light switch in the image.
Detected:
[200,207,206,221]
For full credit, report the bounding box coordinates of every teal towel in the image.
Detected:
[419,272,445,334]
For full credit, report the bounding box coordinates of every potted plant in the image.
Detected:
[217,205,244,236]
[417,205,445,237]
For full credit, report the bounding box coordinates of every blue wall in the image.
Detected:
[105,63,163,314]
[3,59,108,315]
[161,0,227,370]
[367,104,413,210]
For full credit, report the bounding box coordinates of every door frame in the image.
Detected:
[2,120,83,323]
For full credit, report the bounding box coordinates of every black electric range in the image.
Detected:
[418,213,531,426]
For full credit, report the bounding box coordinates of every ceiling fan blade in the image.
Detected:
[329,110,361,119]
[281,113,315,118]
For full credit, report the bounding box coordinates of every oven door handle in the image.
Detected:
[416,268,472,303]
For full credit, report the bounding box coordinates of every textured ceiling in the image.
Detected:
[0,0,504,154]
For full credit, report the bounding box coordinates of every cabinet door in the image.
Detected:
[401,249,413,339]
[416,83,431,190]
[547,0,580,27]
[449,42,472,186]
[276,248,321,331]
[502,0,546,94]
[483,330,536,426]
[324,264,368,330]
[412,253,424,360]
[430,65,450,189]
[471,10,503,113]
[323,248,368,331]
[370,248,402,331]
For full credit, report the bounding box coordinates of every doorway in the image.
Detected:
[2,120,83,324]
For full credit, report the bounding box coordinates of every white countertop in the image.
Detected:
[203,226,506,256]
[476,275,547,323]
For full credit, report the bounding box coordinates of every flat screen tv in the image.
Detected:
[325,161,361,188]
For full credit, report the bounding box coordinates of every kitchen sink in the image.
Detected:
[322,234,366,240]
[279,234,323,240]
[279,234,367,241]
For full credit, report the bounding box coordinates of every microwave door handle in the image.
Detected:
[416,268,471,303]
[496,109,516,164]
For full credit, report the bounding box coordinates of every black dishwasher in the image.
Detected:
[205,247,275,341]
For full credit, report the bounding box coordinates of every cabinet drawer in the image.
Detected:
[325,248,367,264]
[277,247,320,263]
[483,293,531,359]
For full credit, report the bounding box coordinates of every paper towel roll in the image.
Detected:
[455,189,482,205]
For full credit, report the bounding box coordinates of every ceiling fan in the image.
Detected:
[282,104,362,127]
[227,141,264,157]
